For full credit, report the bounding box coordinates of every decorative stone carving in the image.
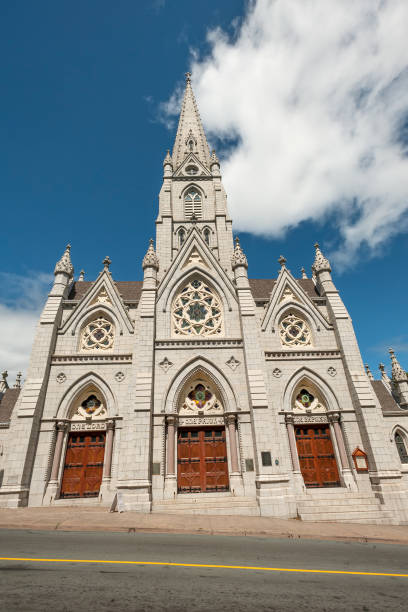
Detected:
[389,348,408,382]
[182,248,207,268]
[142,239,159,270]
[312,243,331,273]
[92,288,112,305]
[273,368,282,378]
[159,357,173,373]
[81,317,114,351]
[226,356,240,371]
[231,237,248,269]
[56,372,66,384]
[54,244,74,278]
[327,366,337,377]
[280,313,312,348]
[115,371,125,382]
[293,414,328,424]
[103,256,111,271]
[365,364,374,380]
[172,279,223,337]
[279,287,299,303]
[13,372,22,389]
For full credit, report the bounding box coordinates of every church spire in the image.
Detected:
[172,72,211,169]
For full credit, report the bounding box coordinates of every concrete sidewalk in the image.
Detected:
[0,506,407,544]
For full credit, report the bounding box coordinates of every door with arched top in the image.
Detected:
[60,431,105,498]
[295,425,340,487]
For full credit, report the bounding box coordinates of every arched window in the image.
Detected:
[184,188,202,219]
[279,312,312,348]
[203,228,210,245]
[172,279,223,337]
[395,432,408,463]
[80,316,114,351]
[178,228,185,247]
[292,381,326,413]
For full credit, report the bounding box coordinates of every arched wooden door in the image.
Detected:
[295,425,340,487]
[177,427,229,493]
[60,431,105,498]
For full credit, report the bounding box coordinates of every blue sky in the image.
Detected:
[0,0,407,380]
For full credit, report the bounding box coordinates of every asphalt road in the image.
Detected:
[0,529,407,611]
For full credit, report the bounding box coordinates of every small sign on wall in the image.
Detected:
[352,447,369,472]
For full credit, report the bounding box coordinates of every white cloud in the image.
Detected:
[170,0,408,266]
[0,272,52,383]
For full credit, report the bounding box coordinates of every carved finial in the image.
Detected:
[301,267,308,279]
[185,72,191,83]
[14,372,22,389]
[0,370,9,393]
[54,244,74,278]
[163,149,172,166]
[365,364,374,380]
[103,256,111,271]
[231,236,248,269]
[78,270,85,282]
[389,348,408,383]
[312,242,331,273]
[278,255,286,268]
[142,238,159,270]
[210,149,220,166]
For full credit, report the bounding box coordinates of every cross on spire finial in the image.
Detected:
[185,72,191,83]
[103,256,111,271]
[278,255,287,268]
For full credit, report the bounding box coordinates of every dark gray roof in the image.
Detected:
[67,281,143,302]
[249,278,320,300]
[371,380,402,413]
[68,278,319,303]
[0,388,20,423]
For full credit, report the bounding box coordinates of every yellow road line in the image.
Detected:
[0,557,407,577]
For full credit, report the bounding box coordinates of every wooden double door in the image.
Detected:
[60,431,105,498]
[177,427,229,493]
[295,425,340,488]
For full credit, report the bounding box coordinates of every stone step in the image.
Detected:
[300,509,394,521]
[298,497,381,508]
[155,495,255,505]
[152,505,260,516]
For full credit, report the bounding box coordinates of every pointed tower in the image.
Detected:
[156,72,233,280]
[389,348,408,408]
[172,72,211,169]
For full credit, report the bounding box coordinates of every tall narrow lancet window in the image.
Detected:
[204,228,210,245]
[188,139,194,152]
[395,432,408,463]
[184,188,202,219]
[178,228,185,247]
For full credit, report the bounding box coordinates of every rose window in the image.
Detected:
[279,313,311,347]
[81,317,114,350]
[172,280,223,336]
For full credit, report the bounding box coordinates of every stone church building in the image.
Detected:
[1,74,408,523]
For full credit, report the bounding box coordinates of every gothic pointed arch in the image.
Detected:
[182,184,203,219]
[392,426,408,464]
[163,357,238,415]
[282,367,340,414]
[56,372,117,420]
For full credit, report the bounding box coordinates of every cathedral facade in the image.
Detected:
[1,74,408,523]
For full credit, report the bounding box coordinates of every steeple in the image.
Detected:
[172,72,211,170]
